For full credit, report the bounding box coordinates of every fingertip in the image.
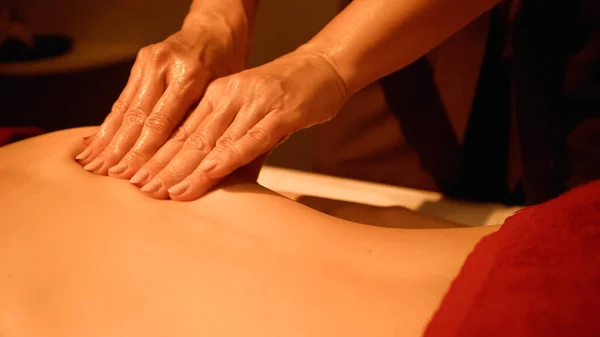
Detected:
[108,162,128,176]
[111,153,145,180]
[141,179,162,193]
[75,147,93,161]
[204,165,229,180]
[169,186,209,201]
[83,157,105,173]
[168,184,197,201]
[108,162,141,180]
[168,180,190,196]
[138,178,171,199]
[82,133,96,145]
[130,168,151,185]
[169,174,217,201]
[203,154,238,179]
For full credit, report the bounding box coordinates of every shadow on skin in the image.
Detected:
[67,141,497,229]
[284,194,465,229]
[417,198,513,226]
[81,144,481,230]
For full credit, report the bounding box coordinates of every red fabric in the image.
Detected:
[424,180,600,337]
[0,127,45,146]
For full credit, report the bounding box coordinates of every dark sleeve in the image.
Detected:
[564,0,600,189]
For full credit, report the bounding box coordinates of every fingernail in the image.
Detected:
[168,181,190,195]
[130,169,149,184]
[108,163,128,175]
[75,148,92,161]
[83,133,95,145]
[199,159,217,172]
[83,157,104,172]
[141,179,162,193]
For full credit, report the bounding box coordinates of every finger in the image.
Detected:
[203,111,292,179]
[167,153,269,202]
[206,104,267,159]
[128,97,214,187]
[166,114,290,201]
[138,102,239,198]
[167,167,221,201]
[84,68,165,175]
[108,79,206,179]
[173,103,264,193]
[83,132,96,145]
[76,60,144,165]
[128,134,186,187]
[139,136,215,199]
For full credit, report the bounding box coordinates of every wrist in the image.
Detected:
[183,11,248,35]
[296,41,357,97]
[181,13,252,71]
[286,48,350,111]
[184,0,258,31]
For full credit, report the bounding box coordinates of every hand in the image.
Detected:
[75,17,247,177]
[130,50,348,200]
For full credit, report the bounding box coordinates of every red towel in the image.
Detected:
[424,180,600,337]
[0,127,45,146]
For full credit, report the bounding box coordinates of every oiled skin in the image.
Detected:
[0,128,498,337]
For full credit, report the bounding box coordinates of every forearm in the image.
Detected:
[184,0,259,32]
[182,0,260,61]
[299,0,500,96]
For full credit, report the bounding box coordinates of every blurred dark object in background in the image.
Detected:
[0,35,72,62]
[0,126,44,146]
[0,5,139,131]
[0,59,133,131]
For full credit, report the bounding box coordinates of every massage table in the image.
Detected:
[258,166,521,227]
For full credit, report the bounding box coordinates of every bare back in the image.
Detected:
[0,128,497,337]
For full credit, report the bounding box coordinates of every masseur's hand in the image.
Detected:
[76,17,246,177]
[129,50,348,200]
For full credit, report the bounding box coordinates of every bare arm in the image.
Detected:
[299,0,501,95]
[182,0,260,63]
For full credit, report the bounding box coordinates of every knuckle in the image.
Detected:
[185,132,212,154]
[253,75,270,89]
[217,76,238,91]
[182,64,205,81]
[103,142,121,156]
[124,107,147,126]
[215,135,235,150]
[144,113,173,134]
[125,147,144,161]
[163,163,187,181]
[180,69,210,92]
[246,126,270,144]
[205,80,223,96]
[136,46,147,60]
[150,43,170,62]
[224,143,242,163]
[172,126,190,142]
[225,76,241,88]
[229,143,241,157]
[146,156,166,171]
[111,100,128,115]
